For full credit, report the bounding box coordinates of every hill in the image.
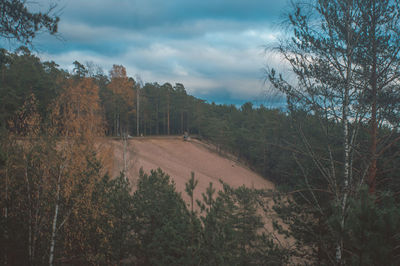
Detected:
[104,136,275,204]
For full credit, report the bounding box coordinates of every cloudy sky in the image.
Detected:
[26,0,290,106]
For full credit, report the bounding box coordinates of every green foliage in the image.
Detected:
[0,48,65,131]
[131,168,194,265]
[198,181,288,265]
[0,47,294,188]
[0,0,59,45]
[88,172,133,264]
[345,188,400,265]
[1,35,399,265]
[267,0,400,264]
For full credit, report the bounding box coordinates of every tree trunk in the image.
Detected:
[156,103,159,135]
[163,111,166,135]
[114,112,117,136]
[167,92,170,135]
[24,161,33,264]
[368,4,378,194]
[337,7,353,264]
[4,146,9,265]
[181,111,184,134]
[49,167,62,266]
[32,186,41,263]
[123,136,127,173]
[117,113,120,137]
[137,88,140,136]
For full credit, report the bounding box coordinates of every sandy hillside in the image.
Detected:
[104,136,275,204]
[99,136,290,247]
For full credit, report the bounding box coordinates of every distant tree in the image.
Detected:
[107,65,134,136]
[161,83,173,135]
[174,83,188,134]
[142,82,162,135]
[51,77,104,139]
[72,60,88,79]
[0,0,59,45]
[0,48,64,131]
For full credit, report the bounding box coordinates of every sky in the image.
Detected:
[19,0,290,106]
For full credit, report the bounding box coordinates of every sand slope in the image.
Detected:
[100,136,292,248]
[107,136,274,203]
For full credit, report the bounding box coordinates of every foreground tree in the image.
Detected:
[48,77,105,265]
[268,0,400,264]
[355,0,400,192]
[131,168,194,265]
[197,181,288,265]
[0,0,59,45]
[1,94,55,265]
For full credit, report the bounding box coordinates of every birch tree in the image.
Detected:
[268,0,366,263]
[48,77,105,265]
[1,94,58,265]
[268,0,400,263]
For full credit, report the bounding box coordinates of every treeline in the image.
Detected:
[0,47,292,185]
[0,47,193,137]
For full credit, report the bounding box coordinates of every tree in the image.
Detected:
[131,168,193,265]
[0,48,65,131]
[72,60,88,79]
[48,77,105,265]
[268,0,400,264]
[51,77,104,139]
[0,0,59,45]
[197,181,288,265]
[355,0,400,193]
[174,83,188,134]
[101,173,133,264]
[161,83,173,135]
[0,92,72,265]
[345,187,400,265]
[185,172,200,262]
[107,65,134,136]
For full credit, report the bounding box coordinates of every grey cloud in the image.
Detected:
[32,0,288,105]
[55,0,288,30]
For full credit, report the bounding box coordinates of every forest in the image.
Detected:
[1,0,400,265]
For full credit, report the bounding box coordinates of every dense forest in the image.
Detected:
[2,0,400,265]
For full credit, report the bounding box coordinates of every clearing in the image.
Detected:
[98,136,288,247]
[102,136,275,204]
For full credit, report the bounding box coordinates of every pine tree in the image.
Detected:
[268,0,400,263]
[0,0,59,45]
[131,168,193,265]
[198,181,287,265]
